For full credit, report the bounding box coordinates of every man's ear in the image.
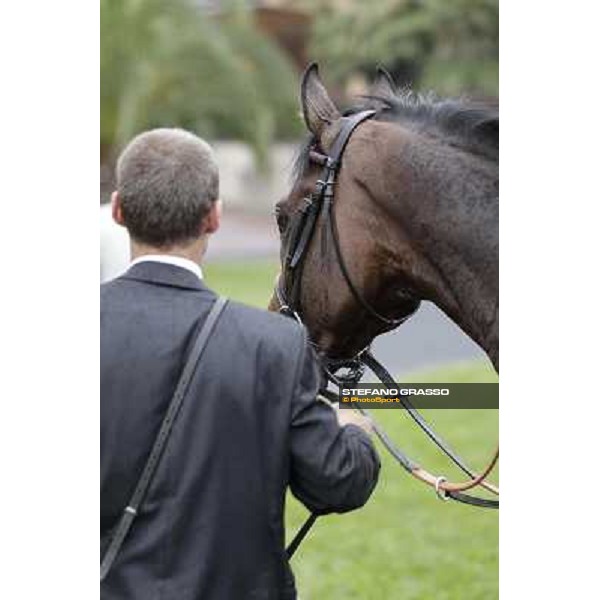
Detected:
[111,191,126,227]
[202,199,221,235]
[300,63,341,148]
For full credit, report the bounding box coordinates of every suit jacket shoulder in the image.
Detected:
[224,300,308,360]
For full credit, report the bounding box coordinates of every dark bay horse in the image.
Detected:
[269,64,498,372]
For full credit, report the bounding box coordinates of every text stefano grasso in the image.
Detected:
[342,388,450,396]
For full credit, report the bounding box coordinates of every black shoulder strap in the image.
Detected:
[100,296,229,581]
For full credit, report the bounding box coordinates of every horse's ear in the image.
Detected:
[371,66,397,99]
[300,62,341,138]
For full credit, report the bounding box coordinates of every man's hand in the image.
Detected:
[335,406,374,435]
[316,394,374,435]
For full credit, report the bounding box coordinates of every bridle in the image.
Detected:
[274,110,499,558]
[276,109,420,331]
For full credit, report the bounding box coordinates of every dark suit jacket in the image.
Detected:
[101,262,380,600]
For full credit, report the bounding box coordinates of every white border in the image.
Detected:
[501,1,600,598]
[0,1,98,597]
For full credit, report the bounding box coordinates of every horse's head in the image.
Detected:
[268,64,421,361]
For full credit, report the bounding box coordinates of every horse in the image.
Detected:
[269,64,498,372]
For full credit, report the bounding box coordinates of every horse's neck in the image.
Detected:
[384,135,499,367]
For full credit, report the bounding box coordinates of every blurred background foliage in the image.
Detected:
[101,0,301,168]
[306,0,498,97]
[101,0,498,168]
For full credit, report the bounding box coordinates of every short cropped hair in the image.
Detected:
[116,128,219,247]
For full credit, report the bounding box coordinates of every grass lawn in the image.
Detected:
[205,259,499,599]
[204,258,280,309]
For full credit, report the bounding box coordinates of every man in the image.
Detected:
[101,128,380,599]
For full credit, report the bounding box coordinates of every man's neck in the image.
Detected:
[130,239,206,267]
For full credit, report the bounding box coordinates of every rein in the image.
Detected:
[277,110,499,559]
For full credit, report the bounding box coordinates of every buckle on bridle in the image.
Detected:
[299,196,314,213]
[278,304,302,324]
[314,178,335,196]
[322,356,366,388]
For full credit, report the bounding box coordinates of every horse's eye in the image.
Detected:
[274,207,289,233]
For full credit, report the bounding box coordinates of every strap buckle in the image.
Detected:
[434,476,449,501]
[278,305,302,324]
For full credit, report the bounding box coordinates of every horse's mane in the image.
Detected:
[292,89,498,185]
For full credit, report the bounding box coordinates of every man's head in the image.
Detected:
[112,128,221,259]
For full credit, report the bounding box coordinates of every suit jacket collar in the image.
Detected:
[121,261,209,292]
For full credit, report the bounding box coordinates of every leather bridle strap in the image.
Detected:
[365,412,499,505]
[361,351,499,496]
[286,512,318,560]
[287,110,377,275]
[317,354,499,507]
[325,192,419,327]
[288,196,320,269]
[282,109,419,327]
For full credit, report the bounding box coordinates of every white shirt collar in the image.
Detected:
[130,255,203,280]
